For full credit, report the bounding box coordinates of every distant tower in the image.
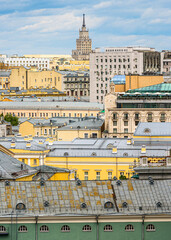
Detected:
[72,14,92,61]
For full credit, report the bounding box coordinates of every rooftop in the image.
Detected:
[0,179,170,216]
[134,122,171,136]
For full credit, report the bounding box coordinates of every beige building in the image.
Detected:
[0,101,103,119]
[72,14,92,61]
[90,47,161,103]
[104,82,171,138]
[9,66,62,90]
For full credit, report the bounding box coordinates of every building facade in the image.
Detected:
[104,82,171,138]
[0,101,103,119]
[9,66,62,90]
[0,56,49,70]
[0,71,10,89]
[63,71,89,97]
[161,50,171,74]
[72,14,92,61]
[90,47,161,103]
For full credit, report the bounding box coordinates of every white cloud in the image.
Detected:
[93,1,112,9]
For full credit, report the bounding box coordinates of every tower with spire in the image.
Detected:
[72,14,92,61]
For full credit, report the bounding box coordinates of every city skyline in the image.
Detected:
[0,0,171,55]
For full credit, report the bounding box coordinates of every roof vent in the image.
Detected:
[40,178,45,186]
[149,179,154,185]
[76,179,82,186]
[156,202,162,208]
[104,201,114,209]
[116,180,122,186]
[44,201,49,207]
[80,202,87,209]
[16,203,26,210]
[5,180,10,186]
[122,202,128,208]
[113,176,117,180]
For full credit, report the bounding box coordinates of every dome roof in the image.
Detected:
[110,75,125,85]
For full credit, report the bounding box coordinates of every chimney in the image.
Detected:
[26,141,31,148]
[11,140,16,148]
[127,138,131,145]
[141,145,146,154]
[112,147,117,154]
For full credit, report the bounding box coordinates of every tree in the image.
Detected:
[4,114,19,126]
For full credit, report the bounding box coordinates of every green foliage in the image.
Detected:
[119,175,127,180]
[4,114,19,126]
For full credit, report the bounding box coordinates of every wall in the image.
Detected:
[125,75,164,91]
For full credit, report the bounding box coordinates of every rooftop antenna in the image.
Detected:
[82,14,86,27]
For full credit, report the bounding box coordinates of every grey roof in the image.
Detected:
[0,71,11,77]
[0,101,103,110]
[0,179,170,216]
[134,122,171,136]
[0,150,34,179]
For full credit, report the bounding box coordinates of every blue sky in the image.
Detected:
[0,0,171,55]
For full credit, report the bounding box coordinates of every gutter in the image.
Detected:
[96,215,99,240]
[142,215,145,240]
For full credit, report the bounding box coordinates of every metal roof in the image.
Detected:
[0,179,170,216]
[128,83,171,93]
[134,122,171,136]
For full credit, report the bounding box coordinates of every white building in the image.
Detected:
[0,56,50,70]
[90,47,160,103]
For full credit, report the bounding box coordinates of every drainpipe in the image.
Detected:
[96,215,99,240]
[142,215,145,240]
[35,216,38,240]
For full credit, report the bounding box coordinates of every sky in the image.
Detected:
[0,0,171,55]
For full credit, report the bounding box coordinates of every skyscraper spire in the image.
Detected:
[82,14,86,27]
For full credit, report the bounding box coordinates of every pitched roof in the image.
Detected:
[128,83,171,93]
[134,122,171,136]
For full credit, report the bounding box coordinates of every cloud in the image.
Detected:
[93,1,112,9]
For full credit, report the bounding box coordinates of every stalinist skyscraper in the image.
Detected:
[72,14,92,61]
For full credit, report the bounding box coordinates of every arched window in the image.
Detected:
[104,225,113,232]
[18,226,27,232]
[16,203,26,210]
[0,226,6,232]
[146,224,155,232]
[82,225,92,232]
[104,201,114,209]
[40,225,49,232]
[125,224,134,232]
[61,225,70,232]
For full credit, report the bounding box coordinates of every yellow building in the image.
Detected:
[113,75,164,92]
[0,71,10,89]
[19,117,104,140]
[0,144,72,181]
[58,60,89,71]
[9,66,63,90]
[0,101,103,119]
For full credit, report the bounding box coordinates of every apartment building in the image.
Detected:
[161,50,171,74]
[90,47,161,103]
[104,82,171,138]
[0,71,10,89]
[63,71,89,97]
[0,56,49,70]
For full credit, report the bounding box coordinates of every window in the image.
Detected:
[96,172,100,180]
[44,129,47,135]
[146,224,155,232]
[82,225,92,232]
[40,225,49,232]
[108,172,112,180]
[18,226,27,232]
[125,224,134,232]
[113,121,117,126]
[92,133,97,138]
[104,201,114,209]
[49,129,51,135]
[0,226,6,233]
[22,159,25,163]
[33,159,37,165]
[142,158,147,165]
[124,121,128,126]
[104,225,113,232]
[123,113,128,120]
[84,133,88,138]
[124,128,128,133]
[113,128,117,133]
[147,113,152,122]
[53,129,56,135]
[16,203,26,210]
[61,225,70,232]
[84,171,88,180]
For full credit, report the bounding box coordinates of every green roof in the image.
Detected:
[128,83,171,93]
